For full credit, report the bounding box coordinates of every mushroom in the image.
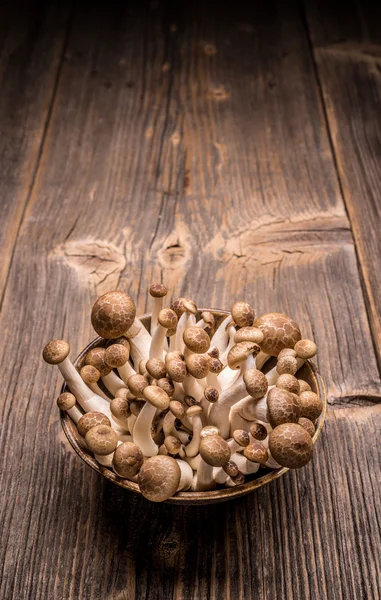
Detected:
[253,312,302,357]
[133,385,170,457]
[175,459,193,491]
[57,392,83,424]
[80,365,110,401]
[165,354,187,383]
[206,358,223,391]
[276,374,300,395]
[127,373,149,398]
[149,308,178,360]
[146,358,167,381]
[110,397,131,430]
[298,379,311,393]
[77,411,111,438]
[228,452,259,475]
[210,314,233,354]
[185,353,210,379]
[85,347,127,396]
[124,317,153,366]
[105,343,135,384]
[43,340,111,416]
[156,377,175,397]
[294,339,317,360]
[231,301,255,327]
[112,441,143,479]
[234,327,264,345]
[249,422,268,441]
[267,387,300,428]
[149,283,168,334]
[243,441,268,464]
[196,311,215,336]
[138,455,181,502]
[163,408,191,445]
[298,417,315,437]
[183,326,210,355]
[85,424,119,467]
[91,291,136,339]
[164,435,185,458]
[230,393,270,433]
[172,299,198,352]
[185,405,204,457]
[194,433,230,491]
[299,391,323,421]
[268,423,313,468]
[219,322,237,365]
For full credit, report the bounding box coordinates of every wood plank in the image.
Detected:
[303,0,381,363]
[0,1,380,599]
[0,0,70,299]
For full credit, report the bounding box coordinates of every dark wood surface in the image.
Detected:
[0,1,380,598]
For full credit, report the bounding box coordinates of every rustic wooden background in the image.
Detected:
[1,0,380,598]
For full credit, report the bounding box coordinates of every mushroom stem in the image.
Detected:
[133,402,158,457]
[117,360,136,384]
[193,458,215,491]
[256,351,271,371]
[58,358,111,415]
[185,454,201,471]
[101,371,128,396]
[183,374,204,402]
[230,452,259,475]
[175,459,193,491]
[149,324,168,360]
[185,413,203,457]
[210,315,233,354]
[219,324,236,365]
[163,412,190,445]
[229,393,270,435]
[173,312,196,353]
[125,318,152,366]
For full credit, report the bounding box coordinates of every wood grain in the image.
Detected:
[303,0,381,363]
[0,1,380,599]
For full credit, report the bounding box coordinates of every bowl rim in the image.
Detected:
[60,308,327,505]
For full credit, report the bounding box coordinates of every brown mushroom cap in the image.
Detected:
[232,429,250,447]
[228,342,260,370]
[254,313,302,356]
[200,425,221,439]
[276,355,298,376]
[204,386,219,403]
[183,326,210,354]
[158,308,178,330]
[169,400,186,419]
[110,397,131,421]
[115,388,130,401]
[223,460,239,477]
[146,358,167,380]
[234,326,264,345]
[269,423,313,468]
[298,379,311,393]
[243,369,268,400]
[170,298,188,318]
[298,417,315,437]
[91,291,136,339]
[43,340,70,364]
[166,357,187,383]
[85,347,112,377]
[112,336,131,350]
[105,344,129,368]
[267,387,301,428]
[208,346,220,359]
[244,441,269,464]
[199,434,231,466]
[77,411,111,438]
[80,365,101,384]
[143,385,170,410]
[149,283,168,298]
[185,353,209,379]
[231,471,245,486]
[249,422,268,441]
[57,392,76,411]
[276,374,300,395]
[113,442,143,478]
[85,424,118,455]
[186,404,203,418]
[156,378,175,397]
[138,455,181,502]
[299,391,323,421]
[127,374,149,398]
[201,311,215,329]
[294,339,317,360]
[278,348,297,360]
[184,395,199,407]
[208,358,223,375]
[231,301,255,327]
[164,435,182,455]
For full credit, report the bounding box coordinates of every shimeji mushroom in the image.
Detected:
[195,311,215,335]
[133,385,170,456]
[149,283,168,335]
[243,441,269,465]
[105,343,135,384]
[84,423,119,467]
[124,317,153,366]
[91,291,136,339]
[206,358,223,391]
[185,405,204,457]
[110,397,131,430]
[112,441,143,480]
[299,391,323,421]
[249,422,268,441]
[276,374,300,395]
[171,299,197,352]
[210,314,233,355]
[57,392,83,424]
[269,423,313,468]
[175,459,193,491]
[267,387,300,428]
[80,365,110,401]
[219,322,237,365]
[138,455,181,501]
[85,347,127,397]
[149,308,178,360]
[229,394,270,434]
[163,408,190,445]
[231,301,255,328]
[298,417,315,437]
[195,434,231,491]
[146,358,167,381]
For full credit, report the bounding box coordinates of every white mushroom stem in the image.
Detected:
[95,440,124,468]
[230,452,259,475]
[126,318,152,366]
[58,358,111,415]
[163,412,190,445]
[229,393,270,435]
[262,437,282,469]
[185,414,203,457]
[185,454,201,471]
[256,351,271,371]
[195,317,210,329]
[220,325,236,365]
[101,371,127,396]
[183,374,204,401]
[175,459,193,491]
[133,402,158,457]
[206,371,222,392]
[64,404,83,424]
[117,360,136,384]
[151,298,165,335]
[149,324,169,360]
[227,438,244,455]
[214,467,229,485]
[127,414,136,435]
[217,365,240,390]
[265,357,305,385]
[173,312,196,353]
[84,380,110,401]
[173,382,185,401]
[193,458,214,491]
[210,315,233,354]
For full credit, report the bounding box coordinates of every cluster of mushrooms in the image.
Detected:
[43,287,322,502]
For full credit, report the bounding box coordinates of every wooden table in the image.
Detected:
[1,1,380,598]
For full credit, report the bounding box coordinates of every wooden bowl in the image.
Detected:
[60,309,326,505]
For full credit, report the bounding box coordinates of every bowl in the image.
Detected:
[60,309,326,505]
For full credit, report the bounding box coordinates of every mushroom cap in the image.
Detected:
[115,388,131,401]
[200,425,221,439]
[156,378,175,397]
[243,369,268,400]
[254,313,302,356]
[232,429,250,447]
[149,283,168,298]
[232,471,245,486]
[269,423,313,469]
[158,308,178,330]
[91,291,136,339]
[57,392,76,411]
[105,344,129,368]
[201,311,215,328]
[139,360,148,376]
[299,391,323,421]
[183,326,210,354]
[208,346,220,359]
[113,442,143,478]
[185,353,209,379]
[184,395,199,407]
[85,347,112,377]
[199,435,231,466]
[127,374,149,398]
[112,336,131,350]
[184,299,198,314]
[110,397,131,421]
[249,422,268,441]
[43,340,70,364]
[231,301,255,327]
[298,417,315,437]
[278,348,297,359]
[80,365,101,384]
[138,455,181,502]
[170,298,188,317]
[204,386,219,403]
[77,411,111,438]
[166,357,187,382]
[267,387,301,428]
[234,326,264,345]
[208,358,223,375]
[223,460,239,477]
[146,358,167,380]
[169,400,186,419]
[186,404,203,418]
[276,374,300,395]
[143,385,170,410]
[276,355,298,376]
[164,435,182,454]
[85,424,118,455]
[244,441,269,464]
[294,339,317,359]
[298,379,311,393]
[228,342,260,370]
